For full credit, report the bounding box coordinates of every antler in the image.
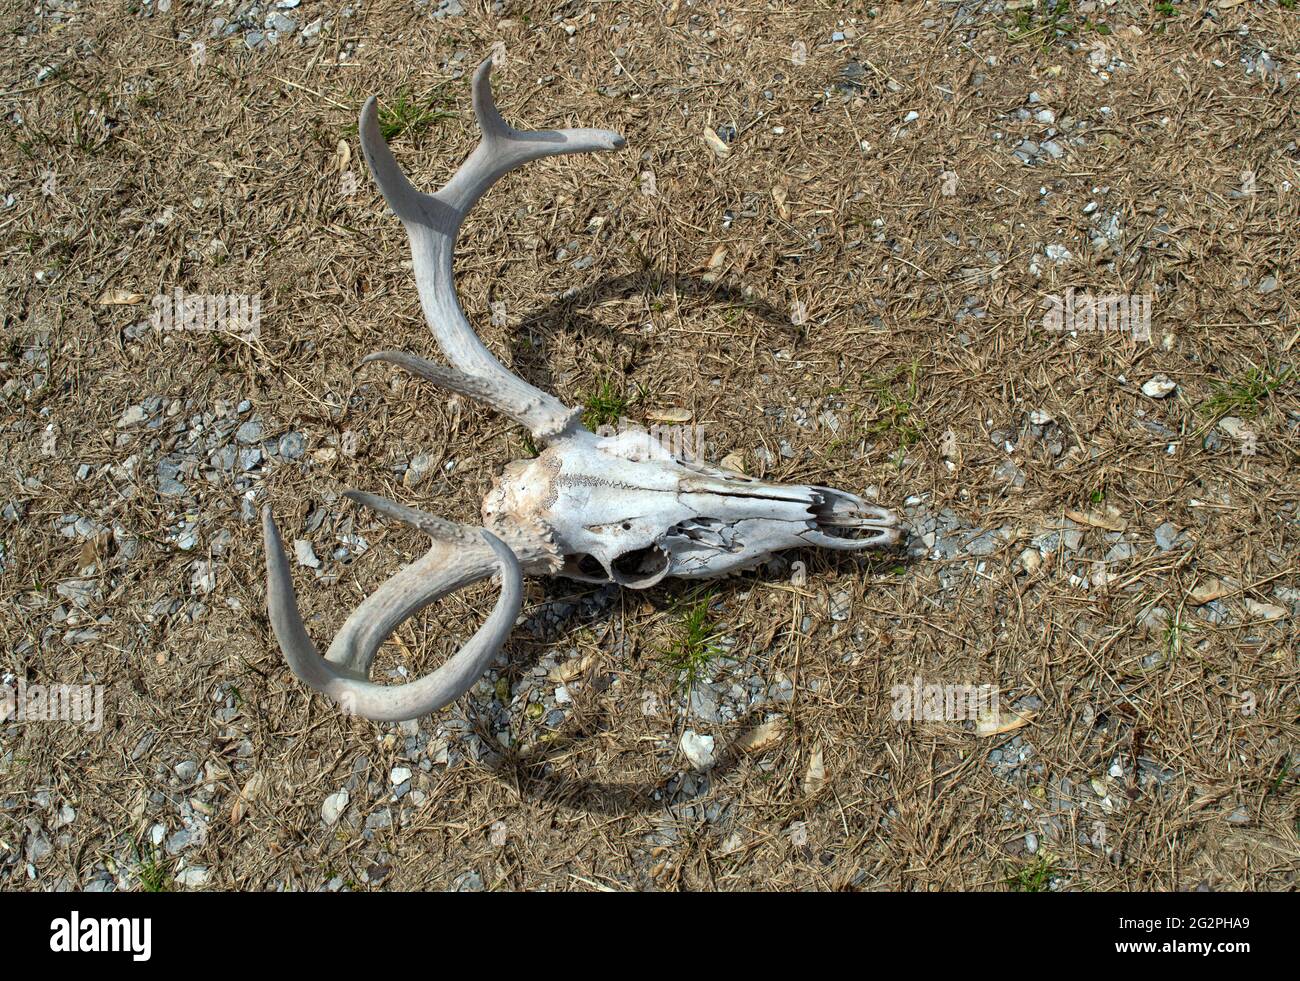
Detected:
[358,56,625,440]
[263,497,524,722]
[262,60,622,721]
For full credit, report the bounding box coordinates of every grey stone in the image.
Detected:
[278,431,307,459]
[994,459,1025,487]
[117,405,149,428]
[209,446,236,471]
[829,590,852,621]
[157,457,187,496]
[176,867,209,888]
[453,869,484,891]
[964,529,1001,556]
[25,832,52,863]
[236,420,263,444]
[164,829,191,855]
[1105,542,1134,563]
[689,685,721,723]
[1154,521,1180,551]
[55,579,97,606]
[430,0,464,18]
[1014,140,1039,162]
[403,453,433,487]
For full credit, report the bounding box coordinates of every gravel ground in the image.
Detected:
[0,0,1296,890]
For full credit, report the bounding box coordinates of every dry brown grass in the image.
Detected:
[1,0,1296,891]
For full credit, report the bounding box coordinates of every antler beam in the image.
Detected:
[358,58,624,440]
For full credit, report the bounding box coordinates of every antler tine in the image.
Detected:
[262,503,523,723]
[360,350,527,410]
[359,56,625,442]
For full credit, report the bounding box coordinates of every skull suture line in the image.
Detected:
[262,58,901,722]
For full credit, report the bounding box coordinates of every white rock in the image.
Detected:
[176,867,209,888]
[294,539,320,568]
[1141,374,1177,399]
[190,560,216,595]
[321,789,349,825]
[788,821,809,847]
[680,729,716,770]
[1245,599,1286,621]
[1218,416,1252,439]
[116,405,148,427]
[390,767,411,785]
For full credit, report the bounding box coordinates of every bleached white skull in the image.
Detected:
[484,429,897,589]
[261,58,901,723]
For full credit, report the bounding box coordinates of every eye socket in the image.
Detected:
[560,553,609,582]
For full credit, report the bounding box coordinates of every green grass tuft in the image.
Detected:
[1005,856,1059,892]
[581,379,634,430]
[135,844,170,893]
[1199,362,1294,423]
[659,591,725,690]
[861,358,926,467]
[375,85,456,142]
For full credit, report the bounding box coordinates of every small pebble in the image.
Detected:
[321,790,349,825]
[1141,374,1177,399]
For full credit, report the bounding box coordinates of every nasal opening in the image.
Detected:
[809,488,900,541]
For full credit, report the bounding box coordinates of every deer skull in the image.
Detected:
[262,58,901,722]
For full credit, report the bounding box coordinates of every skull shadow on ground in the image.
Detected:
[467,546,908,820]
[501,269,798,402]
